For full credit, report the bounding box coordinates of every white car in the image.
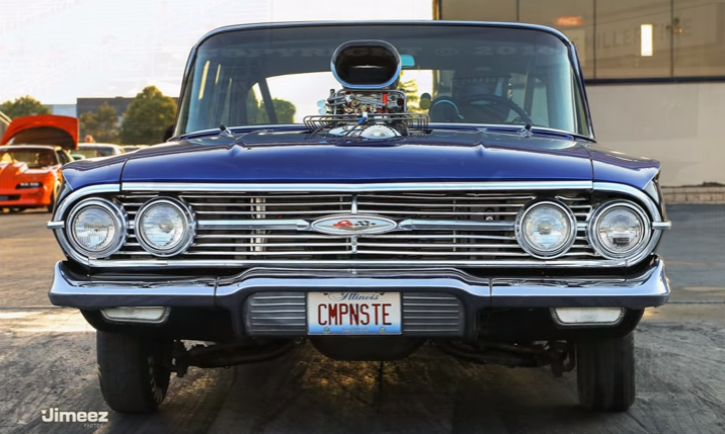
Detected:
[72,143,125,159]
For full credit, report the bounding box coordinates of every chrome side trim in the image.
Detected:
[121,181,593,193]
[652,221,672,230]
[47,221,65,230]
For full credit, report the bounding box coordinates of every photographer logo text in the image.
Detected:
[41,408,109,423]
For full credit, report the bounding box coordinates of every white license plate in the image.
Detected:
[307,292,401,335]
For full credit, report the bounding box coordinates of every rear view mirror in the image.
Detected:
[401,54,415,69]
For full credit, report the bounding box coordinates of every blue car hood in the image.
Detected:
[63,129,660,190]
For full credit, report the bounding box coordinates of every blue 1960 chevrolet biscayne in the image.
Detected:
[47,21,670,414]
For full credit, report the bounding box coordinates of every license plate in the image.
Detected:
[307,292,401,335]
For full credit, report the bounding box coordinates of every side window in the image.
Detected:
[510,73,549,127]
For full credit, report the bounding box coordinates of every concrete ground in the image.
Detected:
[1,205,723,434]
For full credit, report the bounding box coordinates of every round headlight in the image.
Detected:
[589,201,650,259]
[67,198,126,258]
[135,198,195,257]
[516,201,577,259]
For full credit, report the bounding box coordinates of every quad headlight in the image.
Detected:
[516,200,577,259]
[588,201,650,259]
[66,198,126,258]
[135,197,195,257]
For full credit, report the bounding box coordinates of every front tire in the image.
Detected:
[97,331,172,413]
[576,333,636,412]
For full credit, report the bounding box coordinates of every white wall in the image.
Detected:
[587,82,725,186]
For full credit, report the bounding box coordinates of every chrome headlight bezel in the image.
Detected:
[65,198,127,258]
[134,197,195,257]
[588,200,651,260]
[515,200,577,259]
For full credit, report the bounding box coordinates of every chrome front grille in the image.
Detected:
[111,190,595,264]
[244,291,464,336]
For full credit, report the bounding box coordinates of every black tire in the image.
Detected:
[97,331,172,413]
[576,333,636,412]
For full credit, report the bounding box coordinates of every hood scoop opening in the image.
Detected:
[303,39,429,141]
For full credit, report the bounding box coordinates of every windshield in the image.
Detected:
[0,148,58,168]
[177,23,588,136]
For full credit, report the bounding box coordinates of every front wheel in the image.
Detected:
[97,331,172,413]
[576,333,636,412]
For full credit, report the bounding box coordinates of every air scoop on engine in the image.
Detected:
[303,40,429,139]
[331,40,402,90]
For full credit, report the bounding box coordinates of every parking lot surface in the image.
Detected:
[1,205,724,434]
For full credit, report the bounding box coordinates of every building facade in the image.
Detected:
[435,0,725,186]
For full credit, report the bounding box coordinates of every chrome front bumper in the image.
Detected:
[49,257,670,311]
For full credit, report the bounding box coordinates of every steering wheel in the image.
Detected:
[458,93,534,125]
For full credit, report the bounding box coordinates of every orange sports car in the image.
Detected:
[0,114,78,213]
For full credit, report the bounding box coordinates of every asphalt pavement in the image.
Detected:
[1,205,724,434]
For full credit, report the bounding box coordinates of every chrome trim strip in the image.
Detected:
[85,258,626,268]
[198,219,310,231]
[121,181,593,193]
[652,221,672,230]
[47,221,65,230]
[397,219,514,231]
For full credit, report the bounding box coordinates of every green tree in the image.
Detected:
[79,102,119,143]
[119,86,177,144]
[257,98,296,124]
[398,72,423,113]
[0,95,51,119]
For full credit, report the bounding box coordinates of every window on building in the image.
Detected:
[438,0,725,80]
[673,0,725,77]
[519,0,595,79]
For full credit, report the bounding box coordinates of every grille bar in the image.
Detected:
[109,190,597,264]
